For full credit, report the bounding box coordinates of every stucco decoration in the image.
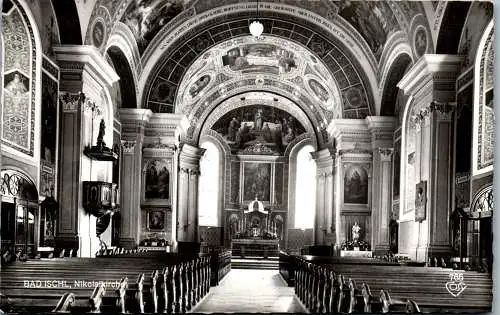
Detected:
[2,0,37,156]
[174,35,350,119]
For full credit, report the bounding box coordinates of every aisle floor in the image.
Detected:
[191,269,306,313]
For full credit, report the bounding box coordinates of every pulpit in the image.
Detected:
[230,198,280,258]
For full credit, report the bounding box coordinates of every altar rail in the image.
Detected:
[0,252,212,314]
[210,250,232,286]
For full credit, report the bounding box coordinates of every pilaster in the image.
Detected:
[397,54,462,260]
[118,108,153,248]
[54,45,119,257]
[177,143,205,243]
[366,117,396,255]
[311,148,335,246]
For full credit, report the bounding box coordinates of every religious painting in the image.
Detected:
[243,163,271,202]
[145,160,170,200]
[91,20,106,48]
[121,0,184,54]
[211,105,306,155]
[40,161,55,197]
[221,43,297,74]
[338,1,399,59]
[343,165,368,204]
[342,86,366,110]
[413,27,428,58]
[308,78,329,103]
[150,80,175,104]
[148,210,165,231]
[415,181,427,222]
[227,213,240,238]
[41,72,58,164]
[3,71,30,152]
[189,74,211,98]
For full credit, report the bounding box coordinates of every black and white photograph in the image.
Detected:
[0,0,497,314]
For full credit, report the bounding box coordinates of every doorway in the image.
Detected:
[1,170,39,259]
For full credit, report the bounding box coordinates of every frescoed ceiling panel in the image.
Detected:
[141,12,375,117]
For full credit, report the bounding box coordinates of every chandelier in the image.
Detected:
[249,0,263,38]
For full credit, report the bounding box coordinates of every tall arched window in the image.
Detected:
[295,145,316,229]
[198,141,220,227]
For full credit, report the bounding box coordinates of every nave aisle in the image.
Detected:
[191,269,305,313]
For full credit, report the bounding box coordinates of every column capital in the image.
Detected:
[120,140,136,154]
[60,92,86,113]
[378,148,394,162]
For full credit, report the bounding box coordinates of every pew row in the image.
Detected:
[0,254,212,314]
[291,255,492,313]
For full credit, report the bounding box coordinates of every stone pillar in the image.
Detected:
[118,109,152,248]
[375,148,394,254]
[314,173,326,245]
[56,93,85,253]
[398,54,462,261]
[311,148,335,246]
[177,144,205,242]
[366,117,395,255]
[54,46,119,257]
[425,104,455,257]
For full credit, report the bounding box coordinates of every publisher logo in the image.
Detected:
[445,272,467,297]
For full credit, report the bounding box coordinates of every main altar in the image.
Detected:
[230,199,280,258]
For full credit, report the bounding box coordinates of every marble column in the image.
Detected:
[118,109,152,248]
[177,144,205,242]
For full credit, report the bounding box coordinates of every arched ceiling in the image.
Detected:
[199,91,320,153]
[72,0,441,116]
[174,35,345,118]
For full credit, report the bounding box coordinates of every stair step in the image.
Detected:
[230,258,279,270]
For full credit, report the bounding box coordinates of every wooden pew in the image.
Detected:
[0,253,212,314]
[293,255,491,313]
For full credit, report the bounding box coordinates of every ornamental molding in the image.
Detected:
[121,140,136,154]
[60,92,86,113]
[378,148,394,162]
[410,101,456,126]
[242,143,278,155]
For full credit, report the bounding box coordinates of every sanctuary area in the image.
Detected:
[0,0,494,313]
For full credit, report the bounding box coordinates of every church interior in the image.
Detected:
[0,0,495,313]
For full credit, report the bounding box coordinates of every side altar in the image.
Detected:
[230,199,280,258]
[340,222,372,257]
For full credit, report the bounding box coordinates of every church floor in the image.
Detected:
[190,269,306,313]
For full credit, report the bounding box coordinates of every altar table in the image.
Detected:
[232,239,279,258]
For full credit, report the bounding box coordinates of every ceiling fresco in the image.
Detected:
[211,105,306,156]
[79,0,432,120]
[337,1,400,60]
[84,0,427,63]
[121,0,184,54]
[175,36,345,119]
